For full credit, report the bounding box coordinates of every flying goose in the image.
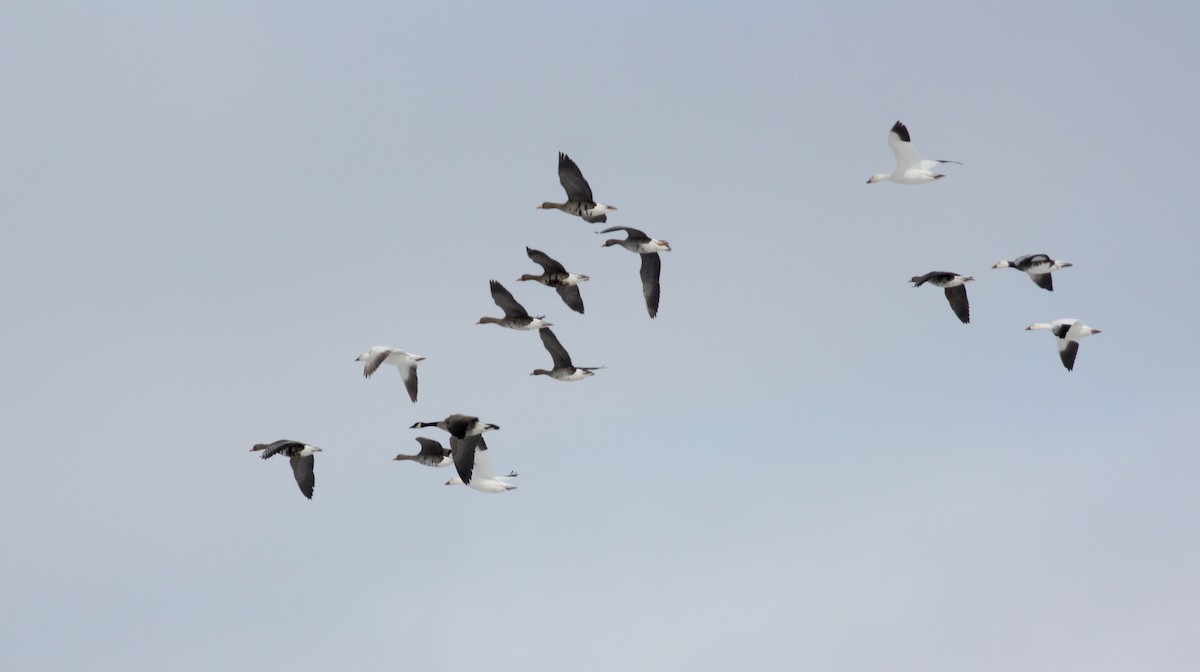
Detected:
[394,437,453,468]
[355,346,424,403]
[532,327,603,381]
[993,254,1073,291]
[1026,319,1102,371]
[537,152,615,223]
[518,247,589,314]
[599,226,670,318]
[250,440,322,499]
[910,272,974,323]
[449,435,517,493]
[868,121,962,185]
[410,414,500,439]
[477,280,552,330]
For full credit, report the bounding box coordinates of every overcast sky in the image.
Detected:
[3,2,1199,670]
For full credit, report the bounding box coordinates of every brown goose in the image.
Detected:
[517,247,589,314]
[600,226,670,318]
[477,280,552,330]
[537,152,615,223]
[250,440,322,499]
[531,327,603,381]
[393,437,452,468]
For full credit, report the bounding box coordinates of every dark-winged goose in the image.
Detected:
[868,121,962,185]
[448,435,516,493]
[355,346,424,403]
[477,280,551,330]
[599,225,670,318]
[993,254,1073,291]
[910,271,974,324]
[531,327,603,381]
[250,440,322,499]
[1026,319,1102,371]
[410,414,499,439]
[537,152,615,223]
[394,437,452,468]
[518,247,589,314]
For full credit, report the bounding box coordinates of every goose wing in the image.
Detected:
[599,225,648,241]
[539,327,574,369]
[412,437,450,466]
[399,361,419,403]
[1058,339,1080,371]
[557,152,595,203]
[443,414,479,440]
[887,121,922,171]
[361,347,394,378]
[555,284,585,314]
[527,247,566,274]
[289,454,316,499]
[943,285,970,324]
[640,253,661,318]
[489,280,529,319]
[1030,272,1054,291]
[451,435,495,485]
[252,439,302,459]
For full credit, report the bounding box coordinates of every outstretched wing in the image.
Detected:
[527,247,567,274]
[399,362,419,403]
[539,327,574,369]
[557,152,595,203]
[362,347,393,378]
[1029,272,1054,291]
[640,253,661,318]
[289,454,316,499]
[943,285,970,324]
[450,435,493,485]
[888,121,922,171]
[1058,339,1080,371]
[598,225,647,240]
[489,280,529,319]
[555,284,585,314]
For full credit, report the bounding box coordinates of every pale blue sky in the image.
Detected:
[3,2,1198,670]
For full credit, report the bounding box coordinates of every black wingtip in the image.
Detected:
[890,120,911,143]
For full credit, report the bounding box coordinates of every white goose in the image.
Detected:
[1026,319,1102,371]
[355,346,424,403]
[868,121,962,185]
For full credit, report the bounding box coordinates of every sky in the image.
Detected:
[2,2,1199,670]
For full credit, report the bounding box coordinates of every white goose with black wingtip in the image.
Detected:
[868,121,962,185]
[1026,319,1102,371]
